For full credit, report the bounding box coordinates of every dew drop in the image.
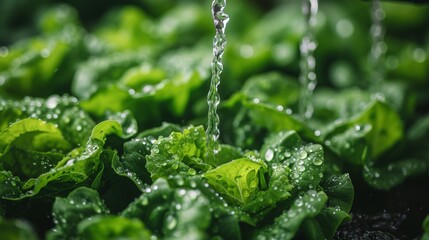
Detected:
[188,168,197,175]
[312,158,323,166]
[46,96,59,109]
[295,199,303,207]
[299,150,308,159]
[166,215,177,230]
[265,149,274,162]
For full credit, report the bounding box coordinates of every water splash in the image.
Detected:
[206,0,229,159]
[299,0,318,119]
[368,0,386,84]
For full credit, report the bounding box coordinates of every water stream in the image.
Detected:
[298,0,318,119]
[369,0,386,85]
[206,0,229,159]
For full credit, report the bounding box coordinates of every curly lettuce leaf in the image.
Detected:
[121,176,247,239]
[243,100,308,135]
[203,158,267,206]
[0,118,71,181]
[239,72,300,108]
[253,190,328,240]
[312,89,403,163]
[145,125,210,180]
[325,100,403,163]
[321,174,354,213]
[79,64,205,123]
[75,43,209,127]
[300,174,353,240]
[92,6,156,53]
[77,215,151,240]
[361,113,429,190]
[0,5,84,98]
[0,95,95,146]
[260,131,325,192]
[104,110,138,139]
[47,187,109,240]
[253,173,353,240]
[137,122,182,139]
[72,50,151,100]
[0,120,121,200]
[224,92,316,149]
[111,123,182,190]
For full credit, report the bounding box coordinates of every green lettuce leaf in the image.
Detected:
[91,6,156,53]
[363,158,428,190]
[203,158,268,206]
[239,72,300,108]
[112,123,182,190]
[260,131,324,192]
[77,215,151,240]
[0,5,84,98]
[253,190,328,240]
[0,120,121,200]
[145,125,210,180]
[121,176,247,239]
[324,100,403,163]
[0,118,70,181]
[253,173,353,240]
[47,187,109,240]
[321,174,354,213]
[241,161,293,222]
[72,50,151,100]
[300,174,353,240]
[0,95,95,146]
[104,110,138,139]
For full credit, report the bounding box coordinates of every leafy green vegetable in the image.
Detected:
[0,115,121,199]
[204,158,267,205]
[145,125,209,180]
[0,5,84,98]
[239,72,300,107]
[253,173,353,240]
[92,6,156,53]
[47,187,109,240]
[121,176,246,239]
[1,1,428,239]
[323,99,403,162]
[0,217,38,240]
[260,131,324,192]
[0,118,70,180]
[76,46,208,128]
[363,159,428,190]
[253,190,328,240]
[0,95,95,146]
[77,215,152,240]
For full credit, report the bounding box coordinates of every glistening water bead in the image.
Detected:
[298,0,318,119]
[206,0,229,159]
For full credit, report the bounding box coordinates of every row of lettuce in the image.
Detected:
[0,95,353,239]
[1,0,429,239]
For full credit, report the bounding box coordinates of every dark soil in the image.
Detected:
[334,176,429,239]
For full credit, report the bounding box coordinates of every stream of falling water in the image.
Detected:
[369,0,386,84]
[206,0,229,159]
[298,0,318,119]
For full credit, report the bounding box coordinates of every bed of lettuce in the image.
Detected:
[0,0,428,239]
